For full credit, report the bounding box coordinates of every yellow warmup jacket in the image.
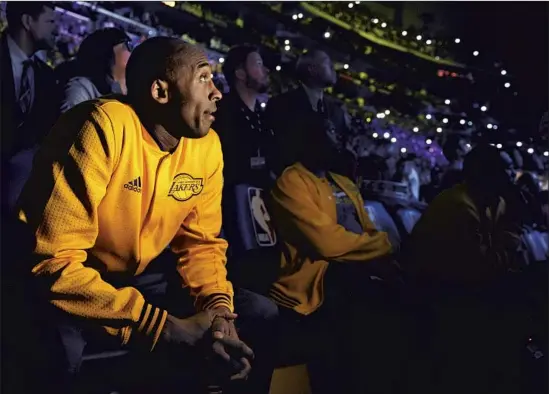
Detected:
[17,98,232,350]
[269,163,393,315]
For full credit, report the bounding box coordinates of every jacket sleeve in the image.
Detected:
[172,132,234,312]
[270,168,392,262]
[60,78,96,114]
[19,104,167,350]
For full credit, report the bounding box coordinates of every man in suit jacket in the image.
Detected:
[265,49,351,175]
[1,2,58,216]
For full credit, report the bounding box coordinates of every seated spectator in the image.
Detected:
[393,158,421,201]
[58,27,131,113]
[438,133,469,193]
[12,37,256,394]
[268,112,404,394]
[517,171,545,229]
[403,143,528,394]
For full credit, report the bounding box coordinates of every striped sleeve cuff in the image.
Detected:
[199,293,233,312]
[135,303,168,351]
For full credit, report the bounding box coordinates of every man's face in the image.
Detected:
[243,51,269,94]
[170,51,222,138]
[113,42,132,74]
[29,6,56,50]
[499,151,517,185]
[310,51,337,87]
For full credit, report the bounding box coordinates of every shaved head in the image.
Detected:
[295,49,336,88]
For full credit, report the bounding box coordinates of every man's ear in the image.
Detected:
[235,68,246,83]
[21,14,33,31]
[151,79,170,104]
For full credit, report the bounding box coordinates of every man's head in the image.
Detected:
[125,37,222,139]
[6,2,56,51]
[442,134,469,164]
[295,49,337,89]
[299,112,344,167]
[223,45,269,94]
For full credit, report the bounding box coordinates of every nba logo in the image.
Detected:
[248,187,277,247]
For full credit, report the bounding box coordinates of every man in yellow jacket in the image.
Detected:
[268,113,403,394]
[12,37,255,392]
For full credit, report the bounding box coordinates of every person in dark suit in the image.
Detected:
[265,49,351,175]
[1,2,58,217]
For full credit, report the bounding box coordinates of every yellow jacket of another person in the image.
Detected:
[269,162,392,315]
[17,98,232,350]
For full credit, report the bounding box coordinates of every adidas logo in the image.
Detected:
[124,176,142,193]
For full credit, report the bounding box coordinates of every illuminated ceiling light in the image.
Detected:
[487,123,493,129]
[324,31,331,38]
[480,105,487,112]
[527,148,534,154]
[442,118,448,124]
[260,102,266,108]
[372,132,378,138]
[401,31,408,36]
[416,35,422,41]
[426,39,432,45]
[445,99,451,105]
[275,65,281,71]
[436,127,442,133]
[504,82,511,88]
[426,114,432,120]
[413,127,419,132]
[516,141,523,147]
[384,109,390,115]
[381,22,387,28]
[292,14,298,20]
[298,13,303,19]
[343,63,349,69]
[284,45,291,51]
[383,132,390,139]
[496,144,502,149]
[473,51,479,56]
[284,39,290,45]
[372,18,379,24]
[391,137,397,143]
[401,147,407,153]
[426,139,432,145]
[501,70,507,75]
[348,3,354,8]
[544,151,549,157]
[460,119,466,125]
[468,121,473,126]
[218,57,225,63]
[163,1,176,7]
[455,38,461,43]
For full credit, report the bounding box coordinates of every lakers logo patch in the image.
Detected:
[168,173,204,201]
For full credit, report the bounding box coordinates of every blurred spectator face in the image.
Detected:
[500,151,517,184]
[310,51,337,87]
[242,51,269,93]
[113,41,132,73]
[28,5,56,50]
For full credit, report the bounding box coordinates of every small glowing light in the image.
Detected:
[473,51,479,56]
[426,39,432,45]
[516,141,523,147]
[163,1,176,7]
[391,137,397,143]
[298,13,303,19]
[402,31,408,36]
[219,57,225,63]
[487,124,493,129]
[455,38,461,44]
[460,119,466,125]
[401,147,407,153]
[466,143,471,149]
[527,148,534,154]
[544,151,549,157]
[377,113,386,119]
[284,45,291,51]
[504,82,511,88]
[366,117,371,122]
[275,65,281,71]
[445,99,451,105]
[496,144,502,149]
[348,2,354,8]
[284,39,290,45]
[292,14,298,20]
[436,127,442,133]
[416,35,422,41]
[260,102,266,108]
[413,127,419,132]
[372,18,379,24]
[501,70,507,76]
[442,118,448,124]
[426,139,432,145]
[343,64,349,69]
[435,56,440,60]
[468,121,473,126]
[355,1,360,3]
[493,125,498,130]
[383,132,390,139]
[480,106,487,112]
[381,22,387,28]
[372,132,378,138]
[426,114,432,120]
[324,31,331,38]
[384,109,390,115]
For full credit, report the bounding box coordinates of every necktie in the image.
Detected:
[317,98,325,114]
[19,59,34,115]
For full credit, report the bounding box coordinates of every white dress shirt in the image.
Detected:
[7,34,35,108]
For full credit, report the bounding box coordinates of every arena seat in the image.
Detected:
[364,200,402,252]
[396,207,422,234]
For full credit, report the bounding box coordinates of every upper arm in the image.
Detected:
[60,78,95,113]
